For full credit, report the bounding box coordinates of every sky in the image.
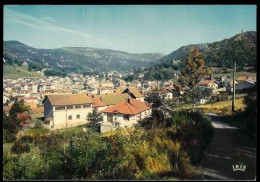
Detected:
[4,5,256,54]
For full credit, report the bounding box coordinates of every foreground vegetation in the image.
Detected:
[227,95,257,136]
[3,110,213,180]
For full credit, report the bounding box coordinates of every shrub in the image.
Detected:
[3,129,16,143]
[11,141,30,154]
[34,120,43,129]
[20,135,33,143]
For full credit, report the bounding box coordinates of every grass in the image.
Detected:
[3,64,43,79]
[30,112,44,124]
[181,98,245,116]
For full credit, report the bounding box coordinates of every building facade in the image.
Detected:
[43,93,93,129]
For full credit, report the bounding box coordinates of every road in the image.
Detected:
[194,113,256,180]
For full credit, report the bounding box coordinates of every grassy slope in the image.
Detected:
[183,98,245,116]
[3,64,43,79]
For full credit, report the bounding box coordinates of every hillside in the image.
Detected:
[158,31,256,69]
[3,64,43,79]
[3,41,164,73]
[123,31,256,82]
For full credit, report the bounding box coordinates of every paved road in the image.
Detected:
[195,113,256,180]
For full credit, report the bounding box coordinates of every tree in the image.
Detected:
[179,48,210,110]
[4,100,30,135]
[180,48,210,88]
[87,109,102,130]
[9,100,30,119]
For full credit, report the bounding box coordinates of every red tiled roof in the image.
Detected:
[237,76,256,82]
[198,79,215,85]
[101,99,150,115]
[92,97,106,108]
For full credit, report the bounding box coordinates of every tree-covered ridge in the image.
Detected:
[158,31,256,69]
[3,41,164,73]
[125,31,256,81]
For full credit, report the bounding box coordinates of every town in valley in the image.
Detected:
[3,5,257,180]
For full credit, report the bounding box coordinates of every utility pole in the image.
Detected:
[232,60,236,113]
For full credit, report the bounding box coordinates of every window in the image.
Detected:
[55,106,65,110]
[67,105,73,109]
[68,115,72,120]
[76,114,80,119]
[123,115,130,120]
[83,104,91,108]
[75,105,81,109]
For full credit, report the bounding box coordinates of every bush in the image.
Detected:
[11,141,30,154]
[20,135,33,143]
[34,120,43,129]
[170,111,214,164]
[4,147,49,180]
[3,129,16,143]
[229,95,256,135]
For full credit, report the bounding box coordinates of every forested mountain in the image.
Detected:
[158,31,256,69]
[3,41,164,74]
[124,31,256,81]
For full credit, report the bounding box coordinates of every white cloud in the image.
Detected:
[42,16,56,22]
[4,8,117,48]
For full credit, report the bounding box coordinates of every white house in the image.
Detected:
[21,83,38,93]
[98,87,114,95]
[18,96,39,104]
[197,79,219,90]
[100,98,151,133]
[3,95,9,104]
[42,93,94,129]
[38,83,55,92]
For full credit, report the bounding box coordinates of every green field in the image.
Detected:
[3,64,43,79]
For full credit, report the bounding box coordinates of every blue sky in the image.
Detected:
[4,5,256,54]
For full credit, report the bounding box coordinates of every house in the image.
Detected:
[237,76,256,83]
[91,97,107,112]
[3,95,9,104]
[98,87,114,95]
[227,81,240,92]
[42,93,94,129]
[130,80,142,88]
[235,80,256,91]
[122,87,145,101]
[41,88,72,98]
[197,79,219,90]
[219,78,239,88]
[38,83,54,92]
[98,93,129,107]
[100,81,114,88]
[100,98,151,133]
[21,83,38,93]
[161,89,174,100]
[18,96,39,104]
[18,90,31,97]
